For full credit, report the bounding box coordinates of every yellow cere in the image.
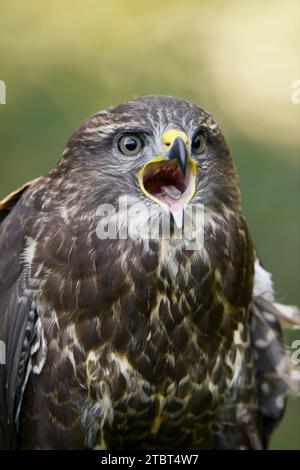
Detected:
[162,129,189,149]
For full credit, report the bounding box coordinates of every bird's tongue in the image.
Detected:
[157,184,182,200]
[154,184,184,229]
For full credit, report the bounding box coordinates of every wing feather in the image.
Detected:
[0,179,46,448]
[251,258,300,448]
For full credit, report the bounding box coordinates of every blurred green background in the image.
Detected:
[0,0,299,449]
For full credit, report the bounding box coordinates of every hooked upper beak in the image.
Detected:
[166,136,189,176]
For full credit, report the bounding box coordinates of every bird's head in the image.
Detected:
[54,96,240,232]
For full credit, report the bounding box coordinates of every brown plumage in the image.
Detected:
[0,95,299,449]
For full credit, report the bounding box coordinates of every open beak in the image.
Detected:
[138,129,196,229]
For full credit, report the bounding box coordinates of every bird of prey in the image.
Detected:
[0,95,299,450]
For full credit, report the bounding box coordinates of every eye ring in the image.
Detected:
[118,134,143,156]
[191,131,206,154]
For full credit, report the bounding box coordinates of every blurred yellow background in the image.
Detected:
[0,0,299,449]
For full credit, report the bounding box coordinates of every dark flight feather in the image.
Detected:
[0,180,46,448]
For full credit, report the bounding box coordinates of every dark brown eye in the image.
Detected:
[191,132,206,154]
[118,135,143,156]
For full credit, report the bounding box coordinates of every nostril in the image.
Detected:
[165,142,171,147]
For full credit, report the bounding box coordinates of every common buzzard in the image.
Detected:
[0,95,299,449]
